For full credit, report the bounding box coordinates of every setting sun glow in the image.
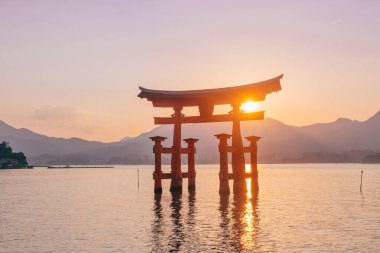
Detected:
[241,101,258,113]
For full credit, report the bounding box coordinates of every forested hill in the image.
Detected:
[0,141,28,168]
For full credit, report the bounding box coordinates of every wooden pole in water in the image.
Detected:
[360,170,363,193]
[138,169,140,189]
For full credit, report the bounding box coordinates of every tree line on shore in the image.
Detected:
[0,142,28,169]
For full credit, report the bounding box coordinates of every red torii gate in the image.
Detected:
[138,75,282,194]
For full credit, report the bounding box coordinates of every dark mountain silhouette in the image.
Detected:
[1,111,380,164]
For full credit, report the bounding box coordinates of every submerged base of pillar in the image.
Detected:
[251,179,259,195]
[154,188,162,194]
[219,181,230,195]
[170,185,183,192]
[188,177,195,191]
[170,177,183,192]
[233,179,247,194]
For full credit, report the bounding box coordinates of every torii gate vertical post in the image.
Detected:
[170,106,183,192]
[231,103,247,193]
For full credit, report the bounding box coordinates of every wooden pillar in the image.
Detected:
[215,133,231,195]
[231,103,246,193]
[184,138,198,191]
[246,136,261,193]
[150,136,167,194]
[170,106,183,192]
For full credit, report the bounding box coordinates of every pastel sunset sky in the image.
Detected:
[1,0,379,141]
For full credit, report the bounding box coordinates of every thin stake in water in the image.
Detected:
[360,170,363,193]
[138,169,140,189]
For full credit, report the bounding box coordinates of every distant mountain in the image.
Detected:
[118,136,133,142]
[0,120,107,157]
[363,152,380,163]
[1,111,380,164]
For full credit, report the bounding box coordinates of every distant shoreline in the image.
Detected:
[47,165,114,169]
[2,162,380,171]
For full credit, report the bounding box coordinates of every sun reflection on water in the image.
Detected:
[241,163,258,250]
[151,164,260,252]
[245,164,252,199]
[242,198,255,250]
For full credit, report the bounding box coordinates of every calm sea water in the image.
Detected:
[1,164,379,252]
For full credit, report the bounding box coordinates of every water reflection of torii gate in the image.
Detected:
[138,75,282,194]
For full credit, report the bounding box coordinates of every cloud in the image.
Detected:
[33,106,80,121]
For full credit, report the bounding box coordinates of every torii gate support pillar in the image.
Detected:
[231,103,247,194]
[246,136,261,194]
[170,106,183,192]
[184,138,198,191]
[150,136,166,194]
[215,134,231,195]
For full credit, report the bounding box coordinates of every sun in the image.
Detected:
[241,101,258,113]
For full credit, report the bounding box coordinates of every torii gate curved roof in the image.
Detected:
[138,74,283,107]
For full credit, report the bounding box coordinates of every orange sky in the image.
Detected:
[1,1,379,141]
